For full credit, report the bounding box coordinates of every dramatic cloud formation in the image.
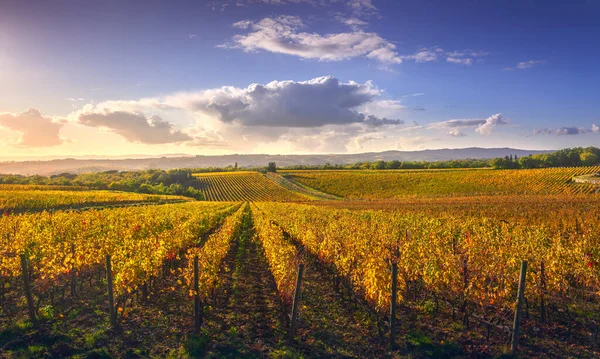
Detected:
[0,108,64,147]
[162,76,401,128]
[76,108,192,144]
[428,113,508,135]
[475,113,509,135]
[224,16,402,64]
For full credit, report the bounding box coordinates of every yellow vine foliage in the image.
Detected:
[193,172,305,202]
[0,202,237,297]
[0,189,189,212]
[252,204,299,305]
[283,166,600,199]
[183,204,246,299]
[258,202,600,315]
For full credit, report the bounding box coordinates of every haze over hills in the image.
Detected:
[0,148,551,176]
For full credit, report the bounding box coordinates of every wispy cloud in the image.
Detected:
[533,125,598,136]
[446,57,473,65]
[448,129,466,137]
[429,113,509,135]
[401,47,488,65]
[504,60,546,71]
[347,0,379,17]
[223,16,402,64]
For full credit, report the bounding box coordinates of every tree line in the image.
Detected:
[0,169,204,199]
[492,147,600,169]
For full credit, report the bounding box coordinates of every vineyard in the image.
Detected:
[193,171,307,202]
[2,167,600,358]
[0,189,190,213]
[282,166,600,199]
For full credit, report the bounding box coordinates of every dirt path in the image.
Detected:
[203,210,287,358]
[291,257,389,358]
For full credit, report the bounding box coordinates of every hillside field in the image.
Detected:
[282,166,600,199]
[193,171,307,202]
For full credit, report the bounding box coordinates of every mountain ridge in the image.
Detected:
[0,147,552,176]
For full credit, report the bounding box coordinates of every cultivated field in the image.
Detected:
[2,167,600,358]
[193,171,307,202]
[0,188,189,213]
[282,166,600,198]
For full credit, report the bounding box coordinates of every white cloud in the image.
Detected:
[516,60,545,69]
[448,129,467,137]
[0,109,64,147]
[223,16,402,64]
[75,107,192,144]
[338,16,369,30]
[360,99,406,118]
[428,118,486,129]
[446,50,489,58]
[505,60,546,71]
[533,126,597,136]
[429,113,509,135]
[401,47,488,65]
[162,75,401,128]
[446,57,473,65]
[347,0,379,17]
[475,113,509,135]
[401,47,443,63]
[351,132,385,149]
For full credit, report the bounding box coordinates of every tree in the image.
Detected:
[371,160,386,170]
[267,162,277,173]
[387,160,401,169]
[581,151,599,166]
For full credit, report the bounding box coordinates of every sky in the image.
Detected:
[0,0,599,159]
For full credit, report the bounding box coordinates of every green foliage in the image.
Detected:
[0,169,204,200]
[286,158,493,170]
[85,348,113,359]
[506,147,600,169]
[185,333,210,357]
[267,162,277,173]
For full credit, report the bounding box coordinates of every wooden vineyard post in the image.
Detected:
[20,254,38,325]
[511,260,528,356]
[70,243,76,297]
[289,263,305,340]
[106,255,117,328]
[193,255,202,333]
[390,262,398,350]
[540,261,546,323]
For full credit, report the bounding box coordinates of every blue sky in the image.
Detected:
[0,0,599,158]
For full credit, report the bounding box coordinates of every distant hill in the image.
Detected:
[0,148,551,176]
